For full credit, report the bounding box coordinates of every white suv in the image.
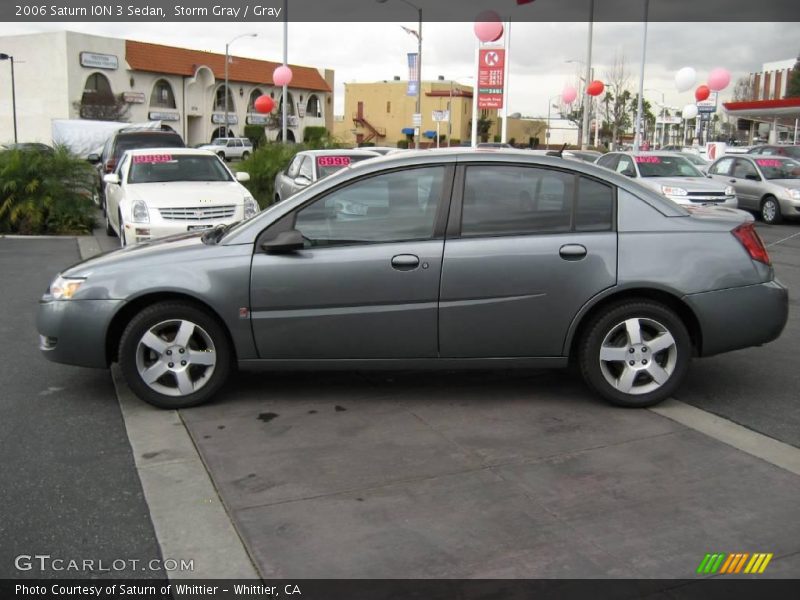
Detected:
[198,137,253,161]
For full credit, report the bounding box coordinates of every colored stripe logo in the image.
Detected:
[697,553,773,574]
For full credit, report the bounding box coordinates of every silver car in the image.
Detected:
[37,150,787,410]
[273,149,380,203]
[707,155,800,224]
[596,151,737,208]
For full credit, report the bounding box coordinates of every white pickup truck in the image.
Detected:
[198,137,253,161]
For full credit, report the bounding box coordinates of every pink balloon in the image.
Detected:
[273,65,293,87]
[708,68,731,92]
[473,11,504,42]
[561,85,577,104]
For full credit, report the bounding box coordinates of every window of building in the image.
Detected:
[278,92,296,116]
[247,88,265,112]
[213,85,234,112]
[386,101,391,114]
[81,72,113,104]
[306,94,322,118]
[149,79,176,109]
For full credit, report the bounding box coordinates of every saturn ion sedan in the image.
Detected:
[38,150,788,409]
[103,148,259,246]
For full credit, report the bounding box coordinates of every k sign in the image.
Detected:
[478,48,505,109]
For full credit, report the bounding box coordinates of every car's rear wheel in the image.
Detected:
[578,300,691,408]
[105,211,116,237]
[217,151,226,161]
[118,302,232,409]
[761,196,782,224]
[241,151,250,160]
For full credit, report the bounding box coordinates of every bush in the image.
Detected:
[396,140,409,149]
[243,125,266,149]
[303,126,329,145]
[449,138,461,147]
[0,146,96,235]
[236,143,300,208]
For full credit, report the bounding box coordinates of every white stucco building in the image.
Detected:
[0,31,334,146]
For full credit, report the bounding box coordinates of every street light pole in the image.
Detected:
[378,0,423,150]
[581,0,594,150]
[633,0,650,152]
[224,33,257,139]
[546,94,560,149]
[282,0,288,145]
[0,53,17,143]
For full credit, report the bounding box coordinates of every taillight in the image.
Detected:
[732,223,771,266]
[104,158,116,173]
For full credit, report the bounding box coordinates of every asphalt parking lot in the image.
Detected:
[2,220,800,580]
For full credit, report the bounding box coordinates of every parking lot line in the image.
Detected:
[78,236,259,580]
[650,399,800,477]
[766,230,800,248]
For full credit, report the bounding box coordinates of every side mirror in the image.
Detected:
[87,153,101,164]
[103,173,120,185]
[294,175,311,187]
[261,229,304,254]
[745,174,761,181]
[235,171,250,182]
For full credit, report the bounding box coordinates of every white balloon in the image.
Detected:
[675,67,697,92]
[682,103,699,120]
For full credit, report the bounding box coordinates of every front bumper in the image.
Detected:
[37,298,123,368]
[684,279,788,357]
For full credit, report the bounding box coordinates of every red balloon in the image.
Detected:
[254,95,275,114]
[586,80,605,97]
[695,84,711,102]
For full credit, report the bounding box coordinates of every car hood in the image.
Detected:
[638,177,727,192]
[127,182,247,206]
[769,179,800,189]
[62,231,210,278]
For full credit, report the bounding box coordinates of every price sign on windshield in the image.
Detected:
[317,156,352,167]
[635,156,661,164]
[133,154,173,164]
[755,159,783,168]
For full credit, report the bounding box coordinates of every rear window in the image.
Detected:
[114,134,185,159]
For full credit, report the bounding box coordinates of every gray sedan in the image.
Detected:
[273,149,380,203]
[37,150,788,410]
[707,155,800,224]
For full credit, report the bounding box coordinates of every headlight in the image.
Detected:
[132,200,149,223]
[787,188,800,200]
[243,196,258,219]
[661,186,688,197]
[48,275,86,300]
[725,186,736,196]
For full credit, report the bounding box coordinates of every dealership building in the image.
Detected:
[0,31,334,146]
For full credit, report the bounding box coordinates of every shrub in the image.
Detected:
[396,140,409,149]
[243,125,266,149]
[237,143,305,208]
[0,146,96,235]
[449,138,461,147]
[303,126,329,145]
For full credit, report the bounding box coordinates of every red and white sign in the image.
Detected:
[478,48,505,109]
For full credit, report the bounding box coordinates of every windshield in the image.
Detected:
[114,134,184,159]
[128,154,233,183]
[211,139,227,145]
[635,155,704,178]
[755,158,800,180]
[681,154,707,166]
[316,155,374,179]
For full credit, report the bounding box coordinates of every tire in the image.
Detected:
[217,151,226,161]
[761,196,782,224]
[118,211,127,247]
[578,300,691,408]
[105,211,116,237]
[274,194,281,204]
[241,151,250,160]
[118,301,232,409]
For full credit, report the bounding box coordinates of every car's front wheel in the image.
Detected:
[761,196,782,224]
[578,300,691,408]
[241,151,250,160]
[118,302,232,408]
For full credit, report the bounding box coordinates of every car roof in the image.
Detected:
[299,149,381,157]
[124,147,216,156]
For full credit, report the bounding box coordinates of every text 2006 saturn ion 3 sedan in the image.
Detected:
[37,150,788,409]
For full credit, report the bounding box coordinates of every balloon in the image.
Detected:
[561,85,577,104]
[695,85,711,102]
[586,80,605,96]
[273,65,293,87]
[708,67,731,92]
[675,67,696,92]
[254,95,275,114]
[473,11,504,42]
[682,104,698,120]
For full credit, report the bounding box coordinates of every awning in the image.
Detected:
[423,130,437,139]
[401,127,415,135]
[722,97,800,126]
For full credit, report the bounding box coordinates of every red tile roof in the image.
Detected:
[125,40,331,92]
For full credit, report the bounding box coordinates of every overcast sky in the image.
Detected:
[2,21,797,118]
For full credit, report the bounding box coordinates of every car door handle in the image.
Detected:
[391,254,420,270]
[559,244,587,261]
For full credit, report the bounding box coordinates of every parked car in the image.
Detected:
[596,151,737,207]
[38,149,787,410]
[707,155,800,223]
[197,137,253,161]
[88,127,185,214]
[273,149,380,202]
[1,142,54,154]
[102,148,258,246]
[677,151,711,173]
[747,144,800,160]
[357,146,397,155]
[564,150,603,163]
